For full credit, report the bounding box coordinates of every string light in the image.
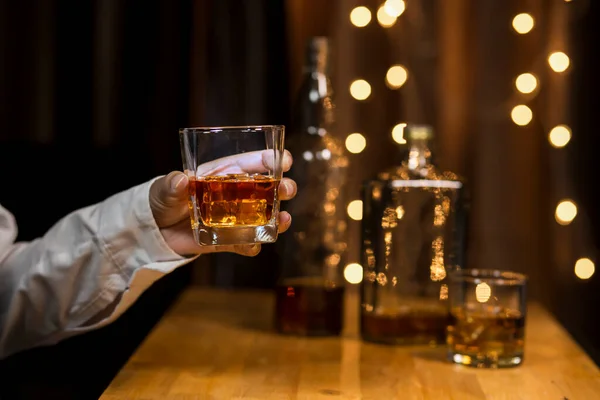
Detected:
[344,263,364,284]
[549,125,572,148]
[347,200,363,220]
[377,5,397,27]
[391,123,407,144]
[548,52,570,72]
[512,8,586,287]
[574,258,595,280]
[346,133,367,154]
[383,0,405,18]
[350,79,371,100]
[515,73,538,94]
[512,13,535,34]
[350,6,372,28]
[555,200,577,225]
[511,105,533,126]
[386,65,408,89]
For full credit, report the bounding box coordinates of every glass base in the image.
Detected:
[193,224,278,246]
[449,351,524,368]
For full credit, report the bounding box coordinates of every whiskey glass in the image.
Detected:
[179,125,285,246]
[447,269,527,368]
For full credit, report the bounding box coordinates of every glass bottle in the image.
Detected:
[274,37,349,336]
[360,124,467,345]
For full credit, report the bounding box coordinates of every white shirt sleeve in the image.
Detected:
[0,178,196,359]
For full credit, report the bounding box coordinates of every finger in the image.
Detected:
[272,150,293,173]
[194,150,293,177]
[154,171,189,202]
[278,212,292,233]
[278,178,297,201]
[150,171,190,228]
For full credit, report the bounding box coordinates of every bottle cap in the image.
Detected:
[406,124,434,140]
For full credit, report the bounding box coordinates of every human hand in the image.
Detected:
[149,150,296,257]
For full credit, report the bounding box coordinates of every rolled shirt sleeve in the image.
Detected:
[0,177,196,359]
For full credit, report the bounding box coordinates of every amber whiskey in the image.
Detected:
[188,174,279,227]
[361,309,450,345]
[274,277,344,336]
[447,306,525,367]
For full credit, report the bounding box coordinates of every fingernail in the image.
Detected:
[281,213,291,223]
[171,175,186,191]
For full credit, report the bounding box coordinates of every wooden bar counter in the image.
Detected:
[101,287,600,399]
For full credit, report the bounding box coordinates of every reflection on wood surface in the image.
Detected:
[101,287,600,400]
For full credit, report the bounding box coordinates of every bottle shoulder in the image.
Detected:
[372,163,464,184]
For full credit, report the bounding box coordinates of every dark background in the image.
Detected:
[0,0,598,398]
[561,0,600,369]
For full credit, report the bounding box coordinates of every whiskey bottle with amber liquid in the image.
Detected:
[360,125,468,345]
[274,37,349,336]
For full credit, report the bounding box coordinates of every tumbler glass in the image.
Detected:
[179,125,285,246]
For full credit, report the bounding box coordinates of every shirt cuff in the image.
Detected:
[97,176,187,281]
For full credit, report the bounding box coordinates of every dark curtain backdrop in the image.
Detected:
[562,0,600,365]
[188,0,291,289]
[0,0,290,398]
[0,2,195,398]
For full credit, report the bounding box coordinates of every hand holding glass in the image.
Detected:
[180,125,286,246]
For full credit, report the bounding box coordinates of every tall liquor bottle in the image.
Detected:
[360,125,468,345]
[274,37,349,336]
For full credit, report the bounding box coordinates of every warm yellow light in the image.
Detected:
[384,0,405,18]
[377,5,397,27]
[349,79,372,100]
[350,6,372,27]
[511,105,533,126]
[392,123,407,144]
[346,133,367,154]
[347,200,363,221]
[512,13,535,34]
[344,263,364,284]
[549,125,572,148]
[575,258,595,280]
[555,200,577,225]
[548,52,570,73]
[475,282,492,303]
[515,73,538,94]
[386,65,408,89]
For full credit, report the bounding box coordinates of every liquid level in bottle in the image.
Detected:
[275,277,344,336]
[189,174,279,227]
[361,308,450,345]
[447,306,525,367]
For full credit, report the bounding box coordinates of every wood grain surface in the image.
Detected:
[100,287,600,399]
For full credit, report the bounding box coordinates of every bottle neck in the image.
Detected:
[406,138,432,170]
[304,37,330,75]
[292,37,335,136]
[293,67,335,135]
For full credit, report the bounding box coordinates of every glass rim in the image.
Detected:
[179,125,285,134]
[448,268,527,285]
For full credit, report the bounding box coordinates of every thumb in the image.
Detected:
[150,171,189,228]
